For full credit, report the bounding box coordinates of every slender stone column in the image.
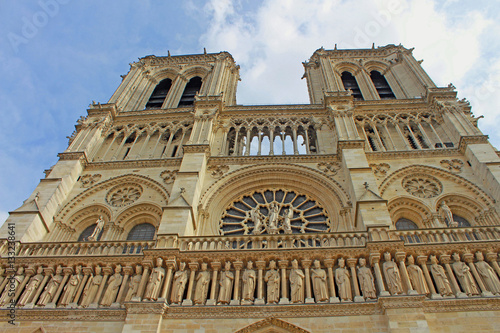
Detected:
[417,255,440,299]
[159,260,176,302]
[440,255,466,298]
[255,261,266,305]
[370,253,390,296]
[301,259,314,303]
[396,252,416,295]
[206,261,221,306]
[47,267,72,308]
[114,266,133,306]
[71,266,91,306]
[25,266,52,308]
[136,261,152,301]
[347,258,363,302]
[278,260,289,304]
[91,266,111,307]
[323,259,339,303]
[230,261,243,305]
[464,253,493,297]
[183,262,198,306]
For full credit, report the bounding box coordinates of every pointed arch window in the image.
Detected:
[127,223,156,241]
[395,218,418,230]
[370,71,395,99]
[341,71,363,100]
[178,76,202,107]
[78,224,103,241]
[145,78,172,109]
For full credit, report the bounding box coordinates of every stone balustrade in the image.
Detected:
[388,226,500,244]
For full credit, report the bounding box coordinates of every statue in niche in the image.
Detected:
[144,258,165,301]
[283,208,293,234]
[267,203,280,234]
[193,263,210,305]
[439,201,457,227]
[357,258,376,299]
[0,267,24,306]
[475,252,500,295]
[242,261,256,304]
[451,253,479,296]
[18,266,44,307]
[429,255,453,296]
[406,255,429,295]
[335,258,352,301]
[100,264,123,307]
[382,252,404,295]
[81,266,102,308]
[59,265,83,306]
[37,265,63,306]
[250,206,264,235]
[86,216,105,241]
[217,261,234,305]
[124,265,143,302]
[170,262,188,305]
[290,259,305,303]
[311,260,328,302]
[264,260,280,304]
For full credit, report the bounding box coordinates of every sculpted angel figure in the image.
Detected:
[124,265,143,301]
[37,266,63,306]
[100,265,123,307]
[382,252,404,295]
[311,260,328,302]
[406,255,429,295]
[264,260,280,304]
[451,253,479,296]
[335,258,352,301]
[290,259,305,303]
[217,261,234,305]
[18,266,44,307]
[357,258,376,299]
[0,267,24,306]
[250,206,264,235]
[170,262,188,304]
[144,258,165,301]
[242,261,256,303]
[475,252,500,295]
[59,265,83,306]
[193,263,210,305]
[429,255,453,296]
[86,216,105,241]
[80,266,102,308]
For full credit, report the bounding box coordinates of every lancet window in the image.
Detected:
[178,76,202,107]
[127,223,156,241]
[395,218,418,230]
[341,71,363,100]
[145,78,172,109]
[370,71,395,99]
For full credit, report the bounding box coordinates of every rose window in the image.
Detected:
[220,189,331,236]
[402,175,442,198]
[106,184,143,207]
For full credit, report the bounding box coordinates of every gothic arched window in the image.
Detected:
[452,215,471,227]
[126,223,156,241]
[145,78,172,109]
[395,218,418,230]
[341,71,363,100]
[178,76,202,107]
[78,224,102,241]
[370,71,395,99]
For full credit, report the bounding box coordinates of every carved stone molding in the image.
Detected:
[235,318,311,333]
[207,165,229,179]
[317,162,341,175]
[369,163,390,177]
[106,184,143,207]
[0,309,126,321]
[80,174,102,188]
[440,159,464,173]
[160,170,178,184]
[401,174,442,198]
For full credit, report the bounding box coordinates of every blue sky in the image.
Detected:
[1,0,499,223]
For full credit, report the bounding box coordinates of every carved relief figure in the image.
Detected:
[86,216,105,241]
[406,255,429,295]
[59,265,83,306]
[335,258,352,301]
[357,258,376,299]
[193,263,210,305]
[170,262,188,304]
[451,253,479,296]
[264,260,280,304]
[440,201,457,227]
[81,266,102,308]
[217,261,234,305]
[290,259,305,303]
[144,258,165,301]
[311,260,328,302]
[124,265,143,301]
[475,252,500,295]
[242,261,256,303]
[250,206,264,235]
[100,264,123,306]
[18,266,44,307]
[429,256,453,296]
[382,252,403,295]
[283,208,293,234]
[37,266,63,306]
[267,203,280,234]
[0,267,24,306]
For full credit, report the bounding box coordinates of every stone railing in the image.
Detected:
[388,226,500,245]
[15,240,154,257]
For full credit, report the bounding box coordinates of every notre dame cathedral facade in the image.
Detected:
[1,45,500,332]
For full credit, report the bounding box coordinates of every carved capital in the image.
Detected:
[255,261,267,270]
[395,252,407,263]
[142,260,154,270]
[346,258,358,268]
[43,267,55,276]
[188,262,199,271]
[82,266,94,276]
[416,255,428,265]
[301,259,312,269]
[439,254,451,265]
[278,260,289,269]
[62,267,74,276]
[210,261,221,271]
[369,253,381,265]
[233,261,244,270]
[323,258,335,268]
[24,266,37,276]
[486,252,498,262]
[166,260,177,270]
[102,266,113,276]
[463,253,474,263]
[122,266,134,276]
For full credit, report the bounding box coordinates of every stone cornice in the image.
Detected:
[0,308,126,321]
[85,158,182,171]
[138,52,235,67]
[116,108,194,121]
[365,148,460,161]
[208,154,340,166]
[58,151,89,163]
[458,135,490,154]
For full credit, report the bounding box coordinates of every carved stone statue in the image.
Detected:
[382,252,404,295]
[81,266,102,308]
[335,258,352,301]
[124,265,143,302]
[193,263,210,305]
[144,258,165,301]
[37,266,63,306]
[406,255,429,295]
[250,206,264,235]
[357,258,376,299]
[451,253,479,296]
[264,260,280,304]
[217,261,234,305]
[18,266,44,307]
[100,265,123,306]
[267,203,280,234]
[170,262,188,304]
[429,255,453,296]
[475,252,500,295]
[242,261,256,304]
[86,216,105,241]
[283,208,293,234]
[0,267,24,306]
[59,265,83,306]
[440,201,457,227]
[290,259,305,303]
[311,260,328,302]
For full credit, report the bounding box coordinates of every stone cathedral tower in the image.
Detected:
[1,45,500,333]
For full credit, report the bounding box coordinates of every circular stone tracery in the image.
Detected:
[106,184,143,207]
[401,174,442,199]
[220,189,330,236]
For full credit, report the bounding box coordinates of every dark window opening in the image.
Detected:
[125,133,136,144]
[123,147,131,159]
[370,71,395,99]
[368,135,377,151]
[145,79,172,109]
[171,145,178,157]
[407,134,419,149]
[341,72,363,100]
[127,223,156,241]
[452,215,471,228]
[178,76,202,107]
[78,224,102,242]
[395,218,418,230]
